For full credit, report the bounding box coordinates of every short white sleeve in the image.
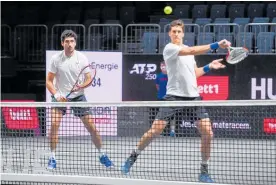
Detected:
[163,43,181,61]
[80,53,90,74]
[49,57,57,74]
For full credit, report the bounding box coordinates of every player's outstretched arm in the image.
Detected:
[179,39,231,56]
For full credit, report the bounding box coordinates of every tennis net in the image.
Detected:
[1,100,276,185]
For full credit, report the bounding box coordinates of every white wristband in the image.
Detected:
[54,93,60,99]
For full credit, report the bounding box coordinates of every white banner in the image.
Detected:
[46,51,122,136]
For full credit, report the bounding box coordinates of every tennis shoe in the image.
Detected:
[170,130,176,137]
[199,173,214,183]
[121,152,138,175]
[99,153,114,168]
[47,157,56,170]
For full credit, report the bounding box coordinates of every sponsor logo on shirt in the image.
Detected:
[197,76,229,100]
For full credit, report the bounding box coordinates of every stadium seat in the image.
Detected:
[251,17,270,36]
[174,5,190,18]
[159,32,170,53]
[84,8,101,20]
[102,6,117,22]
[88,34,102,51]
[228,4,245,21]
[197,33,214,53]
[271,17,276,33]
[120,6,136,26]
[257,32,275,53]
[159,18,173,32]
[195,18,212,33]
[233,18,250,33]
[183,32,195,46]
[210,4,227,20]
[267,3,276,20]
[181,19,193,32]
[216,33,233,53]
[237,32,254,52]
[84,19,100,29]
[247,4,265,20]
[192,5,208,19]
[142,32,158,53]
[213,18,231,34]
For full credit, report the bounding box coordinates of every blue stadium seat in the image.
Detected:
[174,5,190,18]
[210,4,227,20]
[192,5,208,19]
[267,3,276,20]
[233,18,250,33]
[228,4,245,21]
[247,4,265,20]
[237,32,254,52]
[159,33,170,53]
[197,33,214,53]
[257,32,276,53]
[251,17,270,36]
[181,19,193,32]
[213,18,231,34]
[183,33,195,46]
[159,18,173,32]
[142,32,158,53]
[216,33,233,53]
[195,18,212,33]
[271,18,276,33]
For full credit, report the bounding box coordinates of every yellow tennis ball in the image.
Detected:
[164,6,172,15]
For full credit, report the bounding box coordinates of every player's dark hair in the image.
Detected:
[169,19,185,32]
[60,30,77,42]
[160,61,165,65]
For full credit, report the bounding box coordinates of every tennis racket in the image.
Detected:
[65,63,96,99]
[225,46,249,64]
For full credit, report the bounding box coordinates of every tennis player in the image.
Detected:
[121,20,230,183]
[46,30,113,170]
[155,61,175,137]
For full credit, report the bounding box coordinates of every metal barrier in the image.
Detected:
[51,24,85,50]
[203,23,240,54]
[14,25,48,63]
[162,24,200,53]
[88,24,123,52]
[244,23,276,54]
[125,24,161,54]
[1,24,12,56]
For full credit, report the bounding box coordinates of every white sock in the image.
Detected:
[98,148,105,155]
[134,149,141,155]
[201,153,208,165]
[51,152,55,158]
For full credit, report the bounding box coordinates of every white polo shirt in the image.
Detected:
[163,43,199,97]
[49,50,90,98]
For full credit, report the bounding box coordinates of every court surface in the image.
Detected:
[1,136,275,185]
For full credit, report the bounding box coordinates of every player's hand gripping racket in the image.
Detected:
[65,63,96,99]
[225,46,249,64]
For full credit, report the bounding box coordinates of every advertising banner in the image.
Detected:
[46,51,122,136]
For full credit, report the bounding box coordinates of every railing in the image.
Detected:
[88,24,123,52]
[1,23,275,58]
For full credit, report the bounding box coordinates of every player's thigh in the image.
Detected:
[194,106,212,135]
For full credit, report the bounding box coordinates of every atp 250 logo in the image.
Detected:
[129,64,157,80]
[197,76,229,100]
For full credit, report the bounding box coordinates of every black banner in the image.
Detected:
[122,55,276,101]
[120,54,276,139]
